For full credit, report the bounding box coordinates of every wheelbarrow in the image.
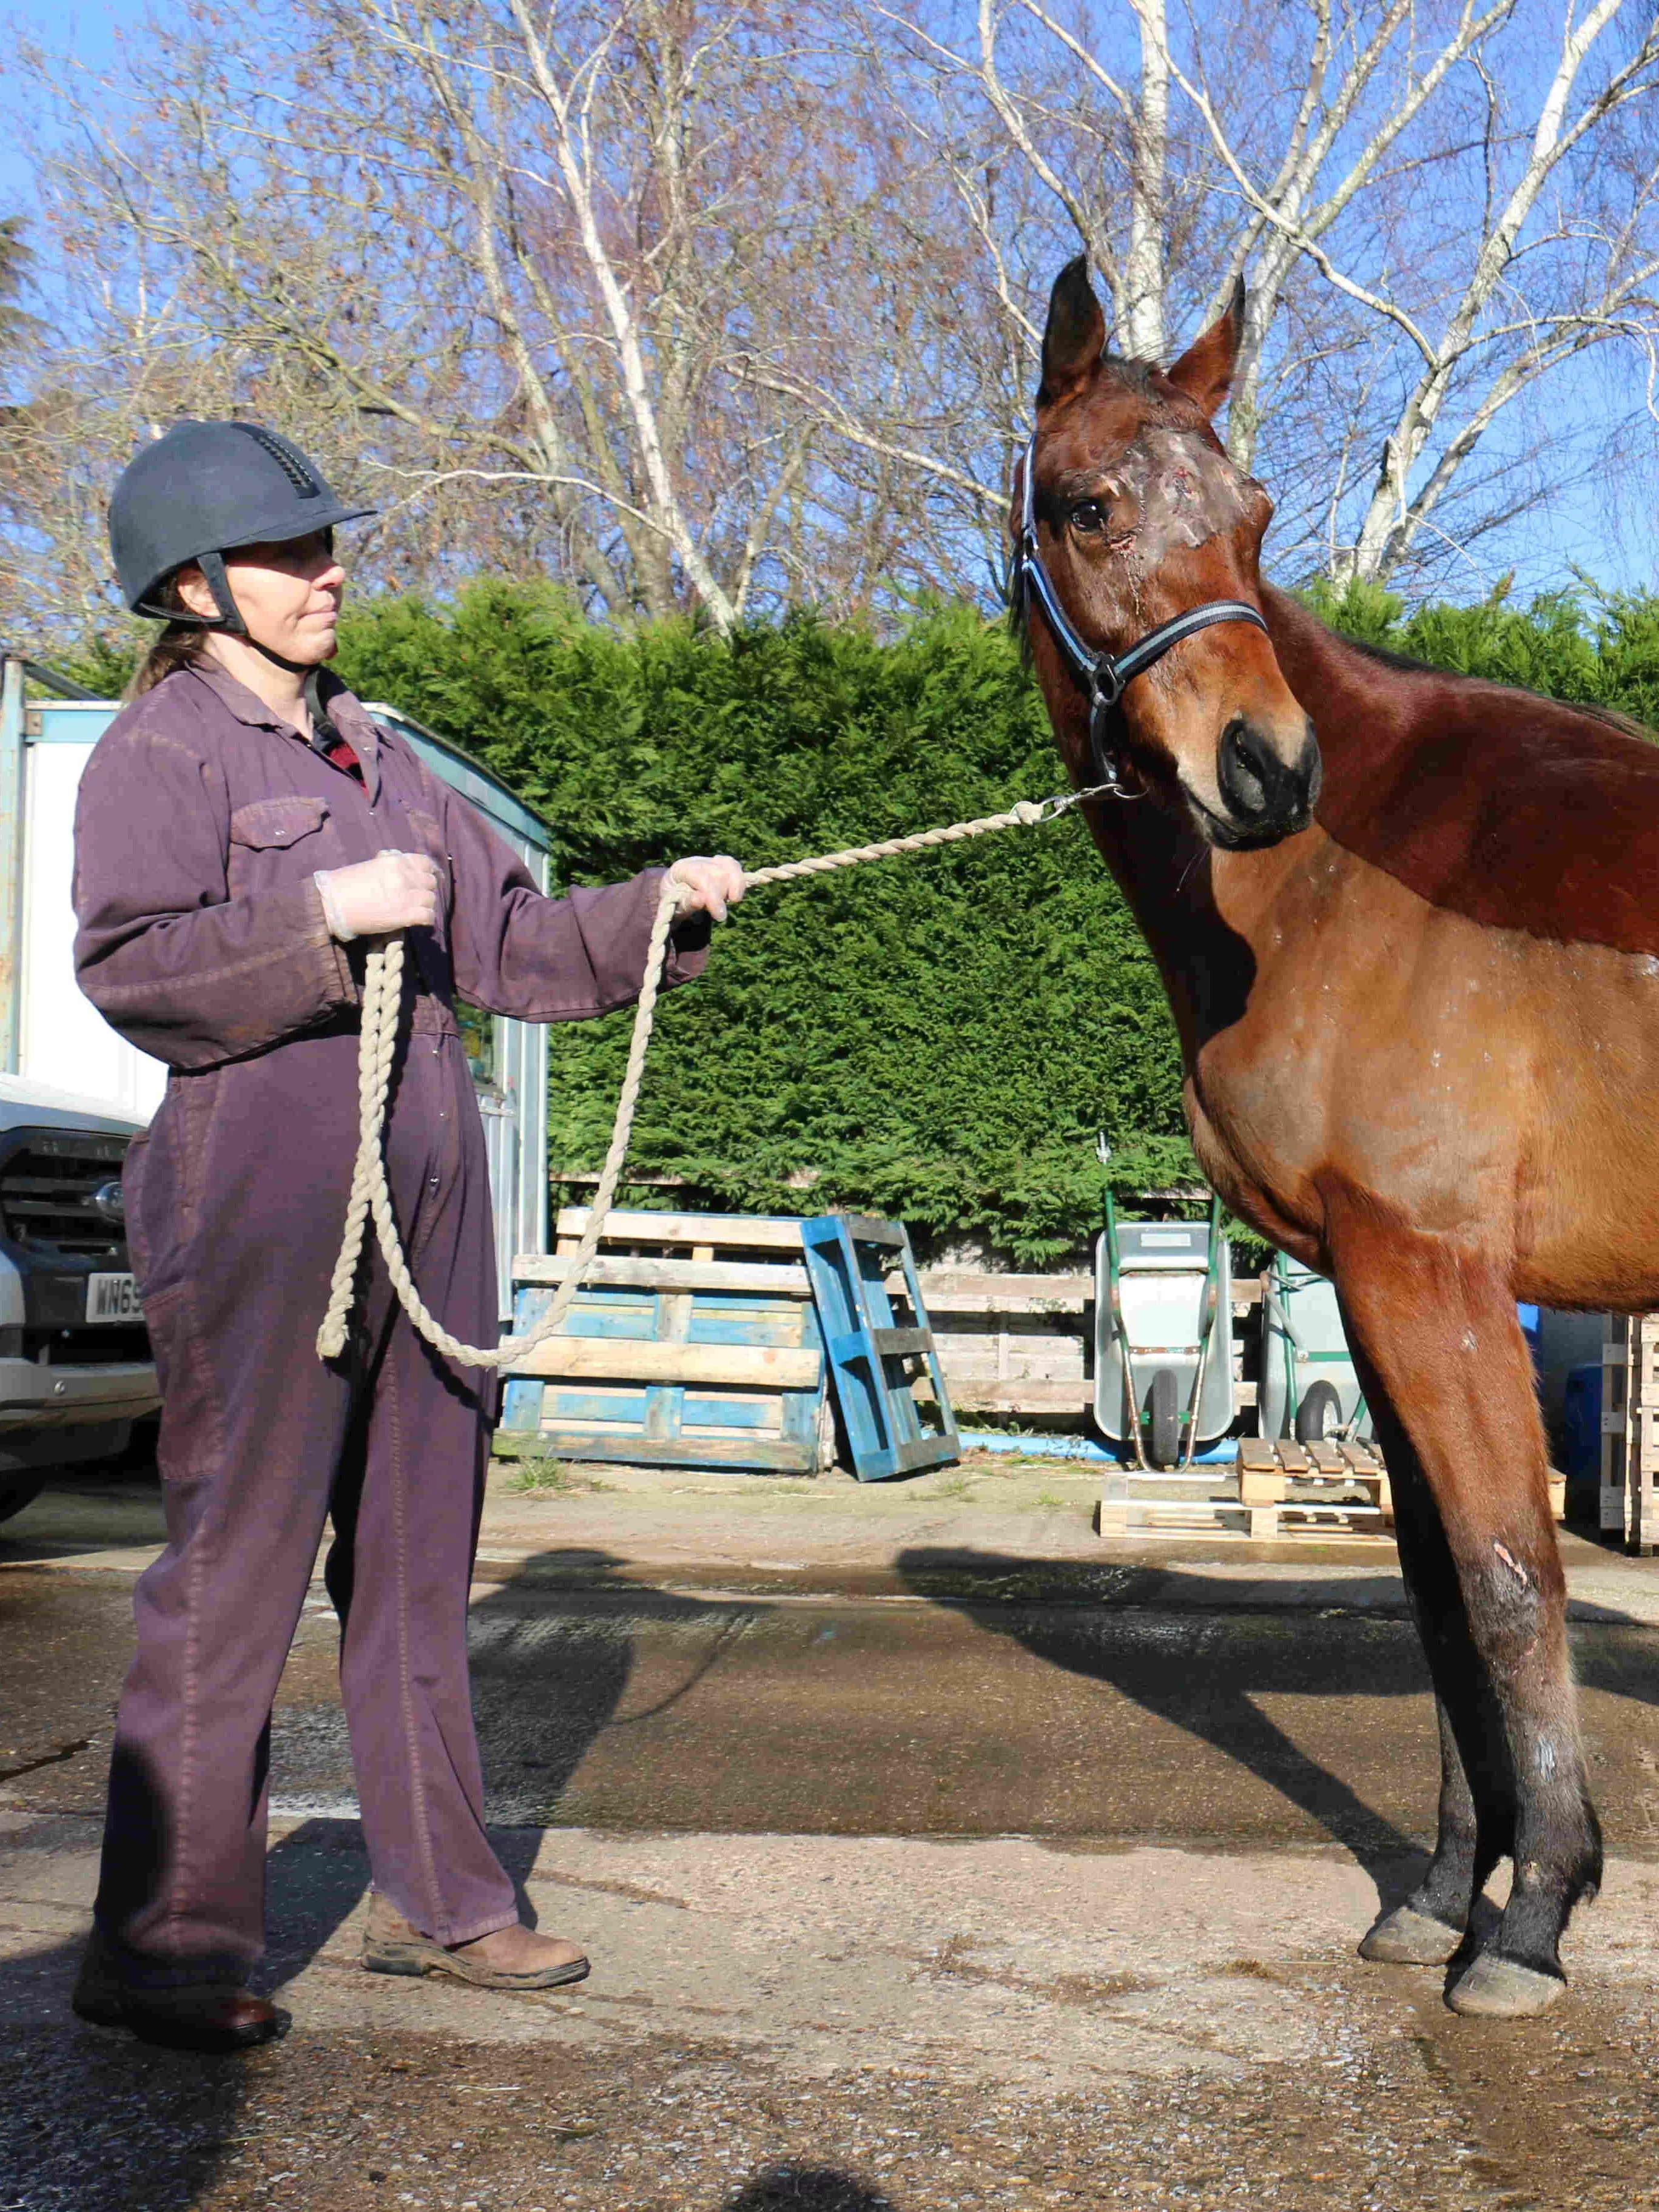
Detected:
[1257,1251,1373,1445]
[1092,1189,1234,1469]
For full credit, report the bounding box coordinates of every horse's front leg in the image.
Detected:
[1330,1214,1603,2016]
[1349,1405,1496,1963]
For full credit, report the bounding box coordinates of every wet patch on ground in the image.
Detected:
[7,1578,1659,1861]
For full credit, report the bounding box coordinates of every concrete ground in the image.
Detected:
[5,1456,1659,2210]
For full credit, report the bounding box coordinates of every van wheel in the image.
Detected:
[1148,1368,1182,1468]
[1296,1380,1343,1445]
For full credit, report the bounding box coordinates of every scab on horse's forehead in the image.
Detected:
[1109,428,1262,570]
[1040,406,1263,573]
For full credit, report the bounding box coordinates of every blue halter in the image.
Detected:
[1013,429,1271,795]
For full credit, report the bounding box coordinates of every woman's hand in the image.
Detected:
[668,854,746,924]
[314,851,442,941]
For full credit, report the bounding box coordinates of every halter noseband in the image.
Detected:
[1014,429,1271,795]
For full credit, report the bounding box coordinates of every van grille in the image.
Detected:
[0,1132,130,1262]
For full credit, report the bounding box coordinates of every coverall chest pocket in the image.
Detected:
[227,795,331,898]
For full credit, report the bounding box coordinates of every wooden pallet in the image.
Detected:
[1601,1314,1659,1555]
[1098,1436,1394,1543]
[1237,1436,1395,1530]
[801,1214,958,1480]
[1100,1439,1569,1545]
[889,1269,1263,1422]
[497,1209,830,1474]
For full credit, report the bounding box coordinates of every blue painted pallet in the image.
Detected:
[799,1212,960,1481]
[497,1213,827,1474]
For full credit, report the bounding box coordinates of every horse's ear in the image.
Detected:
[1039,256,1106,407]
[1165,280,1245,420]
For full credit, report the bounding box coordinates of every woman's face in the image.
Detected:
[175,529,346,664]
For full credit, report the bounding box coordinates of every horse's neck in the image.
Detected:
[1080,582,1397,1061]
[1256,584,1416,768]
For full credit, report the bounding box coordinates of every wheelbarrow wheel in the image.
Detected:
[1295,1379,1342,1445]
[1147,1367,1182,1468]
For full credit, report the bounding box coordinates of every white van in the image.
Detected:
[0,1074,156,1521]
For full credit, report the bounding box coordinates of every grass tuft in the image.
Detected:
[502,1454,614,1496]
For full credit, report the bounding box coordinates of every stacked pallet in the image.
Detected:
[1601,1314,1659,1556]
[896,1269,1091,1417]
[1237,1436,1393,1539]
[497,1207,957,1482]
[1095,1438,1393,1542]
[497,1208,830,1474]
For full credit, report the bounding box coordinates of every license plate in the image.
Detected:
[85,1272,143,1323]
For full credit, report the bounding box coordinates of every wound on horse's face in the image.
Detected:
[1102,429,1264,575]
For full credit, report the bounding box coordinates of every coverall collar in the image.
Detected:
[185,659,382,804]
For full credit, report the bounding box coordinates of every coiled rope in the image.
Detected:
[315,783,1115,1368]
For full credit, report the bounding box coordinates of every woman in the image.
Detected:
[69,419,743,2052]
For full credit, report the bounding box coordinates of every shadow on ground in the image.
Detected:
[1,1547,869,2211]
[896,1544,1431,1889]
[10,1535,1659,2208]
[722,2171,899,2210]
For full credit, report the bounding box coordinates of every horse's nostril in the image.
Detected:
[1220,718,1268,815]
[1204,714,1318,847]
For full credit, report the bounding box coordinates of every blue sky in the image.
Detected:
[0,1,121,222]
[0,0,1648,603]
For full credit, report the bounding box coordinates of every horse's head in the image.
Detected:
[1014,257,1317,851]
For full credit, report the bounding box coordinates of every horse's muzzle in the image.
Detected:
[1208,718,1321,849]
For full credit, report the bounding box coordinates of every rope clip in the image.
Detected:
[1032,782,1121,823]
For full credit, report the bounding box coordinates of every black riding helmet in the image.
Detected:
[109,419,376,637]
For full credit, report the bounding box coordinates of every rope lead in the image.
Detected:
[315,782,1114,1369]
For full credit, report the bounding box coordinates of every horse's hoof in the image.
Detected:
[1445,1952,1565,2018]
[1359,1904,1465,1966]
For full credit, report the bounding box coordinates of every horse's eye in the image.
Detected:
[1070,500,1106,534]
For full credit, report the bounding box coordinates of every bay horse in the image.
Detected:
[1015,255,1652,2019]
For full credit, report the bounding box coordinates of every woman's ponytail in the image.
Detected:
[125,580,206,699]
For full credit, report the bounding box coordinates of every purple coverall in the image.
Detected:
[72,660,706,1984]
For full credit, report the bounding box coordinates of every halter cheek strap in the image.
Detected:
[1014,429,1271,793]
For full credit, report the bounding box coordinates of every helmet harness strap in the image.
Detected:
[160,545,342,756]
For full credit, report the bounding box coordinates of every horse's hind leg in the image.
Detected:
[1331,1217,1602,2017]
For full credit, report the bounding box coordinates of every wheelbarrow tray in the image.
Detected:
[1259,1255,1374,1445]
[1092,1217,1234,1452]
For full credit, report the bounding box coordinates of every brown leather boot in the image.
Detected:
[72,1934,288,2054]
[362,1892,590,1989]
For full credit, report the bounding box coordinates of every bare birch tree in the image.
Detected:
[2,0,1657,649]
[775,0,1659,591]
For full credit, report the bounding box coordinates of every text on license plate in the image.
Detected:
[86,1272,143,1323]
